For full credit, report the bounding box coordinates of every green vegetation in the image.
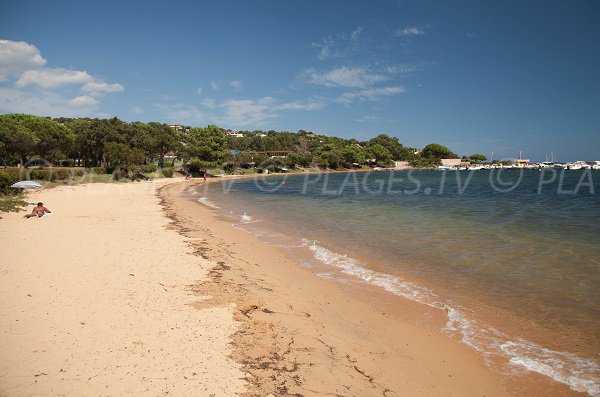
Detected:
[0,170,25,213]
[421,143,458,159]
[0,195,27,213]
[469,153,487,163]
[0,113,463,179]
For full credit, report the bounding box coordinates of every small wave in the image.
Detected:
[197,197,219,209]
[501,340,600,396]
[302,239,600,396]
[302,239,439,306]
[241,212,253,223]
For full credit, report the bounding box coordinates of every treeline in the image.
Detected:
[0,113,459,172]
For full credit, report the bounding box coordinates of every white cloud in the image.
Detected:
[132,106,143,114]
[159,95,324,127]
[219,97,276,127]
[0,39,124,116]
[311,36,339,61]
[335,86,405,104]
[311,27,364,61]
[201,98,216,109]
[276,100,326,111]
[163,104,206,123]
[304,66,387,88]
[81,81,124,94]
[395,25,425,37]
[217,97,326,127]
[350,27,362,45]
[210,81,219,90]
[355,115,381,123]
[229,80,242,90]
[0,39,46,80]
[196,85,203,95]
[16,68,93,89]
[386,63,424,74]
[0,87,96,117]
[69,95,98,107]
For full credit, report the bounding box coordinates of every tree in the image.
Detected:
[146,122,179,167]
[28,117,73,163]
[68,118,122,167]
[185,125,228,163]
[340,145,365,167]
[365,144,393,166]
[421,143,457,159]
[0,114,40,166]
[368,134,410,160]
[318,150,342,169]
[104,142,145,168]
[469,153,487,163]
[286,152,313,168]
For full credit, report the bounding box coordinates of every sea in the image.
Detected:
[188,169,600,396]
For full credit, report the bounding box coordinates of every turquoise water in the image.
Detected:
[191,169,600,395]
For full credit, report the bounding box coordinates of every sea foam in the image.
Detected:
[302,239,600,397]
[197,197,219,209]
[240,212,253,223]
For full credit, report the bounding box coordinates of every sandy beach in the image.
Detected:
[1,178,509,396]
[0,180,245,396]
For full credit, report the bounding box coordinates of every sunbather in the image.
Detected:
[25,202,51,218]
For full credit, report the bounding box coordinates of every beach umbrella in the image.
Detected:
[10,181,42,189]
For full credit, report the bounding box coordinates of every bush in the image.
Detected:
[161,167,174,178]
[0,171,18,194]
[53,169,74,181]
[409,157,441,168]
[89,167,108,175]
[111,168,128,181]
[185,159,216,176]
[29,169,53,181]
[136,163,158,173]
[2,168,26,181]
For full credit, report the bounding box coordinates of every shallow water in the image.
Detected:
[192,169,600,396]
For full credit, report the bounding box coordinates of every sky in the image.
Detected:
[0,0,599,162]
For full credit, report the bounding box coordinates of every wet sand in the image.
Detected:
[161,180,508,396]
[0,177,543,396]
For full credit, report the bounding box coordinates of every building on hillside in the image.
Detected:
[164,151,177,161]
[394,161,411,169]
[225,131,245,138]
[168,124,183,131]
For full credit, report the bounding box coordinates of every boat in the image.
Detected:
[591,161,600,170]
[575,161,591,169]
[468,165,485,171]
[514,151,531,168]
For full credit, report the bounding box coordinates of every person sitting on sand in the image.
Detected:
[25,202,51,218]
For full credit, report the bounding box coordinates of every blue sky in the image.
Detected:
[1,0,598,161]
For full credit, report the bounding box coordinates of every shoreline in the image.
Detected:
[172,177,593,396]
[0,178,589,396]
[161,180,511,396]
